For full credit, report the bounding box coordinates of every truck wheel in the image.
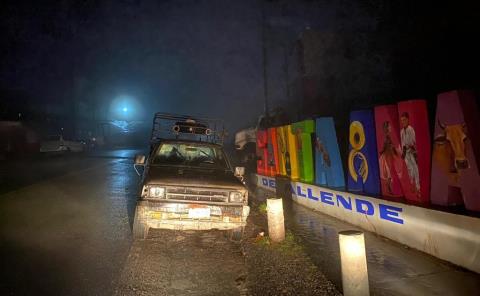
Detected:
[133,205,149,240]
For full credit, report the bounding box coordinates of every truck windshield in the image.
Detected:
[152,143,229,169]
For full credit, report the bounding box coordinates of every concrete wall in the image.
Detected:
[254,173,480,274]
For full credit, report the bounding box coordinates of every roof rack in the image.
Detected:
[150,112,226,145]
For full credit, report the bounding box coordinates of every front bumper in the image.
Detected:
[135,200,250,231]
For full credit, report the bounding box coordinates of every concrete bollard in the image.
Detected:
[267,197,285,242]
[338,230,369,296]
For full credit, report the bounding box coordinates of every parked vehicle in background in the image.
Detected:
[234,108,290,171]
[40,135,85,153]
[234,114,270,171]
[234,127,256,151]
[234,127,257,171]
[91,136,105,148]
[133,113,249,240]
[82,136,104,151]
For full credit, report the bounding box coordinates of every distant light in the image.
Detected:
[110,95,139,120]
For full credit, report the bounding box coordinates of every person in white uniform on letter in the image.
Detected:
[400,112,420,194]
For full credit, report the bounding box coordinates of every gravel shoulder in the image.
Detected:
[115,200,340,296]
[115,229,247,296]
[243,203,341,296]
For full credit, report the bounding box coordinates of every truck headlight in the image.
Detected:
[149,187,166,198]
[229,191,244,203]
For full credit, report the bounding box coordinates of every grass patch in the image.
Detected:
[276,231,303,255]
[255,235,271,246]
[254,231,302,255]
[258,202,267,214]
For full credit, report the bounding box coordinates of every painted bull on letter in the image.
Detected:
[433,121,468,184]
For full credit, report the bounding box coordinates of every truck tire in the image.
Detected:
[133,205,149,240]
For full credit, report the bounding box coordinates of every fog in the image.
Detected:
[1,1,479,148]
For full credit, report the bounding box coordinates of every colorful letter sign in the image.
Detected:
[287,125,300,180]
[292,120,315,183]
[276,126,288,176]
[314,117,345,189]
[431,90,480,211]
[256,130,268,176]
[267,127,279,176]
[397,100,431,204]
[374,105,416,201]
[347,110,380,195]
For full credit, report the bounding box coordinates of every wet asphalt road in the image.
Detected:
[0,149,255,296]
[0,149,141,295]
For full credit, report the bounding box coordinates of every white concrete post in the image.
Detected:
[267,197,285,242]
[339,230,369,296]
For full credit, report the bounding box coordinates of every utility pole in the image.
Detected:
[283,40,299,121]
[261,1,269,122]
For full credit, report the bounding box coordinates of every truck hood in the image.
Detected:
[144,166,245,189]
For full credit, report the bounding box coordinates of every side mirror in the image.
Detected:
[134,154,146,176]
[235,166,245,177]
[134,154,146,165]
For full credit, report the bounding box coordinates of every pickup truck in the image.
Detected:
[133,113,249,240]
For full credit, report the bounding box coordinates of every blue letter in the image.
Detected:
[307,188,319,201]
[262,178,268,186]
[379,204,404,224]
[268,180,276,188]
[355,199,374,215]
[297,186,306,198]
[336,194,352,210]
[320,191,335,205]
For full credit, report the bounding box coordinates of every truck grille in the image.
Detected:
[166,187,229,203]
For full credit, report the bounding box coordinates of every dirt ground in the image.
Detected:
[115,204,340,296]
[243,206,341,296]
[114,229,247,296]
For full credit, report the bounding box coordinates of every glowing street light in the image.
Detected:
[339,230,369,296]
[108,95,142,121]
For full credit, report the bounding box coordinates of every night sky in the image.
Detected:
[1,0,479,137]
